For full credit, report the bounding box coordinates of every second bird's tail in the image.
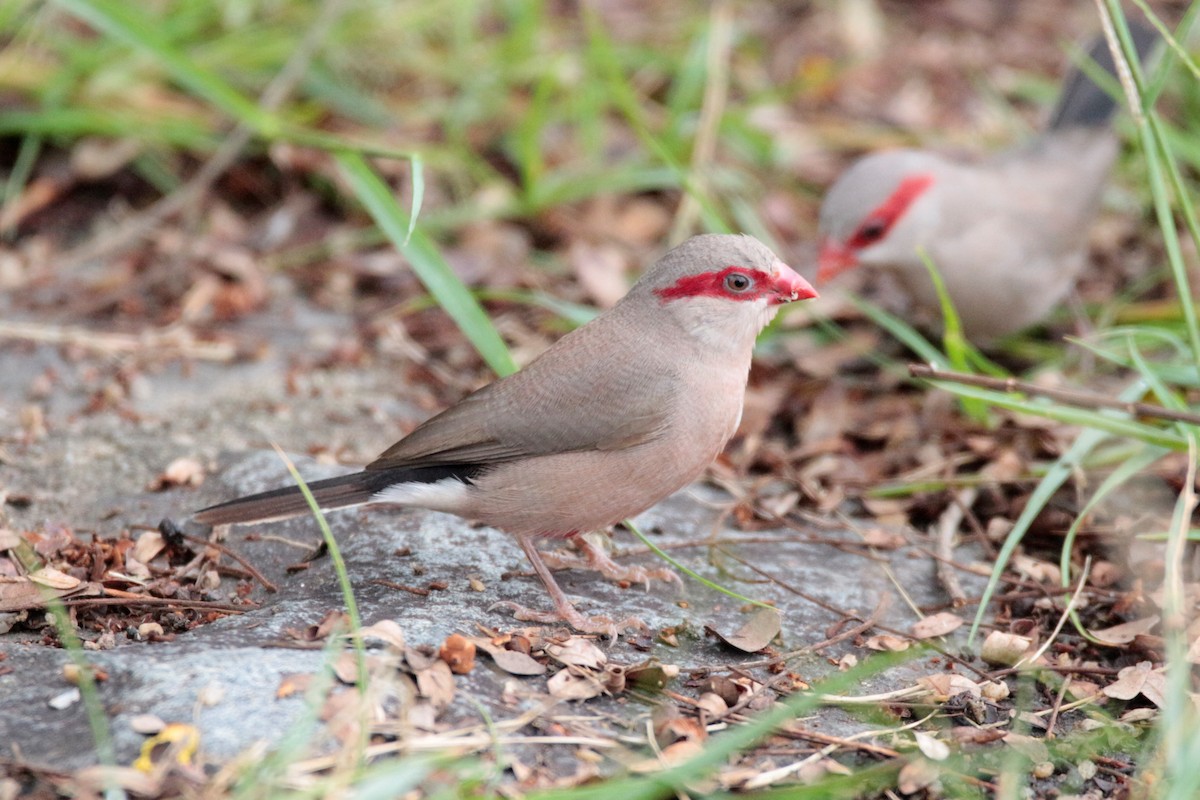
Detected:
[1047,23,1157,131]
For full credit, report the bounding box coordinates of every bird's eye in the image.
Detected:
[856,219,887,244]
[723,272,753,293]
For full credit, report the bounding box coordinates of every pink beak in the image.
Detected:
[816,237,858,283]
[772,261,818,304]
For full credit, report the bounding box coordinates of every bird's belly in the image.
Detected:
[467,408,736,538]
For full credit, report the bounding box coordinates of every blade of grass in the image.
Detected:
[1099,0,1200,377]
[967,378,1152,642]
[336,151,517,377]
[917,247,998,421]
[53,0,273,131]
[623,520,773,610]
[526,648,916,800]
[844,294,949,368]
[1060,445,1164,641]
[923,379,1185,450]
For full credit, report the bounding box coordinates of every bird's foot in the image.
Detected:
[541,535,680,589]
[489,600,646,638]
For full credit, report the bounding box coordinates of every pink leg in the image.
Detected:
[538,533,680,589]
[490,537,648,637]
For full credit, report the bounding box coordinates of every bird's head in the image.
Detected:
[638,234,817,350]
[816,150,940,283]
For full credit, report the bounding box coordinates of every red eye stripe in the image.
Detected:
[654,266,773,303]
[847,173,935,249]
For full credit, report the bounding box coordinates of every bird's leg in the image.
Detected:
[537,532,681,589]
[490,537,647,637]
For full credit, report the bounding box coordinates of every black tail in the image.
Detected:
[193,464,480,526]
[1048,23,1158,130]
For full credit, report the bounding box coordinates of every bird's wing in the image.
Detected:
[366,319,675,471]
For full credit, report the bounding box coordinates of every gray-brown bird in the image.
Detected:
[196,234,817,634]
[816,27,1157,342]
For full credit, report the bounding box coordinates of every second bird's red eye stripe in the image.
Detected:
[846,173,935,249]
[654,266,773,302]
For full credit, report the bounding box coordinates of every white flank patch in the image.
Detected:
[373,478,471,512]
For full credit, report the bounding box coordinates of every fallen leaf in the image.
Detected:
[914,731,950,761]
[354,619,406,650]
[911,612,963,639]
[897,757,940,794]
[707,608,781,653]
[918,673,983,701]
[861,528,906,549]
[980,631,1032,666]
[1002,733,1050,763]
[470,637,546,676]
[28,567,81,590]
[439,633,476,675]
[864,634,910,652]
[547,667,606,701]
[546,637,607,669]
[1089,615,1160,646]
[1013,554,1060,584]
[625,661,672,692]
[276,673,313,699]
[131,531,166,565]
[128,714,166,735]
[950,726,1005,745]
[1103,661,1153,701]
[415,660,455,710]
[146,457,206,491]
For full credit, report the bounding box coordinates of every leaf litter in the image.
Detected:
[0,0,1193,797]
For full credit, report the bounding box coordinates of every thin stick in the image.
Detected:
[934,487,976,607]
[172,529,279,593]
[909,364,1200,425]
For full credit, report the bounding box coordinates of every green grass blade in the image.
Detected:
[624,520,773,610]
[843,294,949,368]
[405,154,424,246]
[526,649,915,800]
[967,379,1151,642]
[53,0,272,132]
[336,151,517,377]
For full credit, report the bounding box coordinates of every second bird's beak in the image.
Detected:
[772,261,819,304]
[816,238,857,283]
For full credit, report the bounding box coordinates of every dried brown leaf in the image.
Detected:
[1089,615,1159,646]
[415,659,456,710]
[439,633,476,675]
[147,457,206,491]
[547,667,606,701]
[276,673,313,699]
[864,634,910,652]
[911,612,963,640]
[28,567,81,590]
[131,531,165,566]
[707,608,781,653]
[980,631,1032,666]
[470,637,546,676]
[1103,661,1153,701]
[914,731,950,761]
[354,619,406,650]
[950,726,1005,745]
[897,757,940,794]
[546,637,607,669]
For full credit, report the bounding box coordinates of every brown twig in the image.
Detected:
[934,486,976,608]
[64,597,246,613]
[908,364,1200,425]
[172,529,279,593]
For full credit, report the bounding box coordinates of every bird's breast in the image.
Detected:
[462,356,749,538]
